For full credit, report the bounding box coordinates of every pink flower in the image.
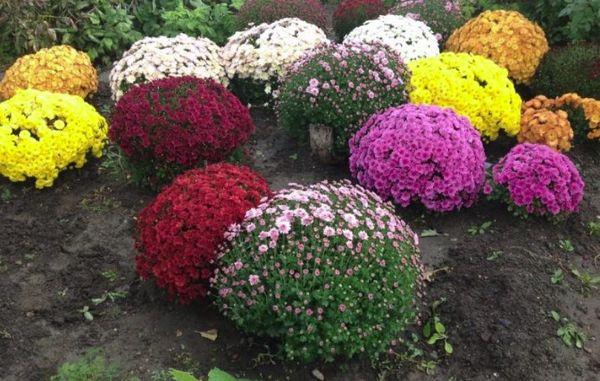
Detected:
[248,274,260,285]
[338,304,346,312]
[258,245,268,253]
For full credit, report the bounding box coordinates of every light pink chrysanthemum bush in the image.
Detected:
[211,180,426,362]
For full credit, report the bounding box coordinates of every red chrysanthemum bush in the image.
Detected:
[333,0,388,40]
[135,163,272,304]
[110,76,254,184]
[237,0,328,30]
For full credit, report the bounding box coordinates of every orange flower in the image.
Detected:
[519,96,573,151]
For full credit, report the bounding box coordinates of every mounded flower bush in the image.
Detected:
[333,0,388,41]
[136,163,272,304]
[277,42,410,155]
[221,18,328,104]
[236,0,328,30]
[488,143,584,219]
[409,52,522,141]
[212,180,425,362]
[532,43,600,99]
[519,95,573,152]
[0,89,108,188]
[350,104,486,212]
[109,34,227,101]
[446,10,549,85]
[0,45,97,100]
[391,0,466,43]
[110,76,254,183]
[344,14,439,62]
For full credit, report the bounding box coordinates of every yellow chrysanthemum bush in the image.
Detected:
[408,52,522,141]
[0,45,98,100]
[446,10,549,85]
[0,90,108,188]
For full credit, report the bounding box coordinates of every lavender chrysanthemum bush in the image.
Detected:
[277,41,410,155]
[489,143,584,219]
[211,180,425,362]
[349,104,486,212]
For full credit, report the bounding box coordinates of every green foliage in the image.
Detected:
[558,239,574,253]
[588,219,600,236]
[467,221,493,235]
[571,268,600,295]
[422,300,453,355]
[50,349,120,381]
[550,311,586,349]
[551,269,564,284]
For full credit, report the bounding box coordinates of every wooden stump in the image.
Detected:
[309,124,335,163]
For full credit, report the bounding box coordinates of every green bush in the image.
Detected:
[51,349,121,381]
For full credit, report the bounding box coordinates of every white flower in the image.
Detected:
[109,34,227,101]
[343,15,439,62]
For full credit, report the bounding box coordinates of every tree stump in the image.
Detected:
[309,124,335,163]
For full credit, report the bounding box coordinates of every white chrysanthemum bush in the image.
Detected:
[109,34,227,101]
[344,14,439,62]
[221,17,329,104]
[211,180,426,362]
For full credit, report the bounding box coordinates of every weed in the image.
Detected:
[551,269,564,285]
[92,290,128,306]
[423,299,453,355]
[421,229,440,237]
[558,239,575,253]
[588,219,600,237]
[486,250,502,261]
[550,311,586,349]
[80,186,121,213]
[468,221,493,236]
[101,270,119,283]
[0,187,12,202]
[79,306,94,322]
[571,268,600,296]
[0,257,8,273]
[50,348,119,381]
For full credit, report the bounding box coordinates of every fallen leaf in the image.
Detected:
[197,329,218,341]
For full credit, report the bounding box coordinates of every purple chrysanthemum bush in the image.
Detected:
[349,104,486,212]
[211,180,426,362]
[488,143,584,220]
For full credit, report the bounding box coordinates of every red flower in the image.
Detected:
[333,0,387,40]
[135,163,272,304]
[237,0,328,30]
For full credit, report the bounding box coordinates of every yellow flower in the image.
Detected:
[0,89,108,188]
[446,10,549,85]
[0,45,98,100]
[408,52,522,140]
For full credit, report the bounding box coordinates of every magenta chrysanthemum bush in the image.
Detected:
[211,180,425,362]
[489,143,584,219]
[349,104,486,212]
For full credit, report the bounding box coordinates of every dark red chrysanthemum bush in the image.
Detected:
[237,0,328,30]
[333,0,388,40]
[110,76,254,183]
[135,163,272,304]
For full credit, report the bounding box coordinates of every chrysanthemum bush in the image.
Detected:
[0,89,107,188]
[109,34,227,101]
[519,95,573,152]
[110,77,254,184]
[446,10,549,85]
[333,0,388,40]
[343,15,439,62]
[409,52,522,141]
[211,180,425,362]
[487,143,584,220]
[391,0,465,43]
[0,45,97,100]
[277,42,410,155]
[236,0,328,30]
[136,163,272,304]
[221,18,328,104]
[555,93,600,141]
[350,104,486,212]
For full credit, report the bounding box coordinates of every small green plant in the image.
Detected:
[551,269,564,285]
[468,221,493,236]
[571,268,600,295]
[550,311,586,349]
[101,270,119,282]
[423,299,453,355]
[558,239,575,253]
[50,348,119,381]
[80,305,94,321]
[92,290,128,306]
[487,250,502,261]
[0,187,12,202]
[588,219,600,237]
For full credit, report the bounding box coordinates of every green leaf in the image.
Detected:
[550,310,560,322]
[423,322,431,338]
[170,369,198,381]
[434,321,445,334]
[421,229,440,237]
[427,333,441,345]
[444,341,453,354]
[208,368,241,381]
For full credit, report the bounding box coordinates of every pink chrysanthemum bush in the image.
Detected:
[211,180,426,362]
[488,143,584,220]
[350,104,486,212]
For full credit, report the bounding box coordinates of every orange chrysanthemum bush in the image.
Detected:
[555,93,600,141]
[0,45,98,100]
[446,10,549,85]
[519,96,574,152]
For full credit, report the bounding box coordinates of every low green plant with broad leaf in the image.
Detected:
[550,311,586,349]
[571,268,600,296]
[468,221,493,236]
[558,239,575,253]
[551,269,564,285]
[423,299,453,355]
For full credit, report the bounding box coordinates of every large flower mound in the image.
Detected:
[237,0,328,30]
[0,89,108,188]
[277,42,410,156]
[212,180,425,362]
[350,104,486,212]
[446,10,549,85]
[391,0,465,43]
[109,34,227,101]
[221,18,328,102]
[344,14,439,62]
[136,163,272,304]
[409,52,522,141]
[0,45,97,100]
[491,143,584,218]
[333,0,388,40]
[110,77,254,175]
[518,95,573,152]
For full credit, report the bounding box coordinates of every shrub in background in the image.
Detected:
[343,15,440,62]
[277,41,410,156]
[110,77,254,184]
[136,163,271,304]
[488,143,584,219]
[212,180,425,362]
[332,0,388,40]
[519,96,573,152]
[350,104,486,212]
[236,0,328,30]
[0,89,108,188]
[0,45,97,100]
[409,52,522,141]
[532,43,600,100]
[391,0,466,42]
[109,34,227,101]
